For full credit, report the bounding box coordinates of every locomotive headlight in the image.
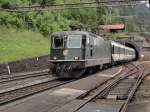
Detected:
[141,54,144,58]
[74,57,79,60]
[63,50,68,56]
[53,57,57,60]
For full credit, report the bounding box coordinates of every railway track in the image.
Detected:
[60,62,150,112]
[0,77,74,105]
[0,64,123,106]
[131,64,150,102]
[119,66,150,112]
[0,70,49,84]
[0,69,78,105]
[1,61,149,111]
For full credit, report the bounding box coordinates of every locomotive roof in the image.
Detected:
[52,31,104,40]
[52,31,89,36]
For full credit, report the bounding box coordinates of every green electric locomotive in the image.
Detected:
[49,31,136,78]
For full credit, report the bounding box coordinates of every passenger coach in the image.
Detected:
[111,41,135,63]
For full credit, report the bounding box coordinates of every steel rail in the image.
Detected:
[93,65,142,99]
[0,64,124,105]
[0,67,98,105]
[120,66,150,112]
[71,62,149,112]
[0,72,49,84]
[0,78,74,105]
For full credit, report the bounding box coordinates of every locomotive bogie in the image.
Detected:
[51,61,86,78]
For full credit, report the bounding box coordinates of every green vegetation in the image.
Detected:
[0,0,143,35]
[0,0,148,63]
[140,32,150,38]
[0,27,49,63]
[106,32,129,40]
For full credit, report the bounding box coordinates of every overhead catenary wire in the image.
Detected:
[0,0,149,12]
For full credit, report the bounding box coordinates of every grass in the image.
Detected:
[0,27,50,63]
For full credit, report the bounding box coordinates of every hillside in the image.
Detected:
[0,27,49,63]
[0,0,149,63]
[118,4,150,32]
[0,0,139,35]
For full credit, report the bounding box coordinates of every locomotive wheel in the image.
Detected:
[95,65,100,72]
[72,68,86,79]
[102,64,108,70]
[86,67,95,74]
[58,68,86,79]
[86,66,100,74]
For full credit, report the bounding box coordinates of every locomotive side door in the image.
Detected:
[89,35,94,57]
[85,34,94,61]
[82,35,86,59]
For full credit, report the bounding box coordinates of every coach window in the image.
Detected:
[53,36,64,48]
[67,35,82,48]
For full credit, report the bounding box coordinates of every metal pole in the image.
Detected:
[6,63,11,75]
[109,7,112,23]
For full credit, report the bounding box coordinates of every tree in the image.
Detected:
[40,0,56,7]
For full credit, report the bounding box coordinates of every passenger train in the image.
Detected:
[49,31,136,78]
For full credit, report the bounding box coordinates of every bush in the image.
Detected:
[0,0,142,36]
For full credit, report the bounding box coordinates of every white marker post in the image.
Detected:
[6,63,11,75]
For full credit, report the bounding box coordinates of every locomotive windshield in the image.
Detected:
[53,37,64,48]
[67,35,82,48]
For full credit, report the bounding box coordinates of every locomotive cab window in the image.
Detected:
[53,37,64,48]
[67,35,82,48]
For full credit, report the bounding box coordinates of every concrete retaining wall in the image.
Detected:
[141,51,150,61]
[0,55,50,76]
[0,64,9,75]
